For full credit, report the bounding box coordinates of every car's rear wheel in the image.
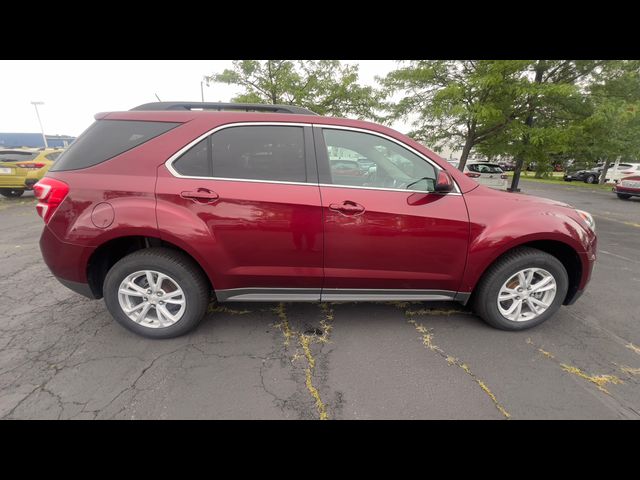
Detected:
[0,188,25,198]
[617,193,632,200]
[473,247,568,331]
[564,178,571,182]
[584,174,596,184]
[103,247,210,339]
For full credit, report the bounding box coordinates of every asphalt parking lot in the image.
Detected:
[1,181,639,419]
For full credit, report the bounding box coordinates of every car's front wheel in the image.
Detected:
[0,188,25,198]
[584,175,596,184]
[473,247,568,330]
[103,247,210,339]
[617,193,632,200]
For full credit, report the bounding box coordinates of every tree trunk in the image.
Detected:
[457,137,474,172]
[509,154,526,192]
[598,158,610,184]
[509,63,545,192]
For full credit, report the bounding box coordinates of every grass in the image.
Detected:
[509,171,615,191]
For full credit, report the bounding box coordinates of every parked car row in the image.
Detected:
[0,147,65,198]
[564,162,640,184]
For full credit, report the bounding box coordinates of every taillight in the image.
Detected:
[33,177,69,223]
[16,162,46,169]
[465,172,481,178]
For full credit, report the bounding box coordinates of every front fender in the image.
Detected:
[460,190,593,293]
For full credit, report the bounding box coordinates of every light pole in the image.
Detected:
[31,101,48,148]
[200,77,210,102]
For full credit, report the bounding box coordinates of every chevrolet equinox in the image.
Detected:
[35,102,597,339]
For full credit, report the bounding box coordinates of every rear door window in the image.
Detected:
[50,120,180,172]
[211,126,306,182]
[171,125,307,183]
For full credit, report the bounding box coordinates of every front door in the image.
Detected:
[315,127,469,301]
[156,124,323,301]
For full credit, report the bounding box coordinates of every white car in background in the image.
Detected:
[607,163,640,184]
[463,162,508,190]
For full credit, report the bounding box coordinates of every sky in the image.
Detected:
[0,60,457,157]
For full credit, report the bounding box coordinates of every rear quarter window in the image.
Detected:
[50,120,180,172]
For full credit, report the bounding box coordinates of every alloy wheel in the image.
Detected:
[497,268,557,322]
[118,270,186,328]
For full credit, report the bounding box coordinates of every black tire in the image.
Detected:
[0,188,25,198]
[472,247,569,331]
[584,175,596,184]
[103,247,210,339]
[617,193,632,200]
[564,178,571,182]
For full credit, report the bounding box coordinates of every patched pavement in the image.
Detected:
[1,183,639,419]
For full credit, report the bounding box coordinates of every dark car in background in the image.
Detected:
[497,160,515,171]
[564,164,609,184]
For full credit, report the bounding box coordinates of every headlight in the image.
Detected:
[576,209,595,232]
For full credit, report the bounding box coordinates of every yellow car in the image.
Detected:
[0,148,65,198]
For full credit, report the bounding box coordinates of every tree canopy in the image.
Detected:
[206,60,639,185]
[379,60,530,170]
[206,60,382,119]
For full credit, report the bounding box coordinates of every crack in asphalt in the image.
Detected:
[525,338,640,419]
[406,318,511,419]
[271,302,335,420]
[627,343,640,355]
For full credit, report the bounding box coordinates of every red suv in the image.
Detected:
[35,102,597,339]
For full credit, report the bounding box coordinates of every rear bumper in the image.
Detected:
[0,178,29,189]
[40,225,96,295]
[0,168,46,189]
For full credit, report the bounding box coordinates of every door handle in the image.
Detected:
[329,201,365,215]
[180,188,219,203]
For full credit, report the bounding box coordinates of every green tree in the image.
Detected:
[573,61,640,184]
[480,61,602,188]
[205,60,382,119]
[379,60,530,171]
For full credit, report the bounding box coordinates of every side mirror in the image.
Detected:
[434,170,454,193]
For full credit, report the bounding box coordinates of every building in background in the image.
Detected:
[0,133,76,148]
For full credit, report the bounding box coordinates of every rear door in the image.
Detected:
[156,123,324,301]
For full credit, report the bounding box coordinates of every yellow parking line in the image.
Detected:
[592,214,640,228]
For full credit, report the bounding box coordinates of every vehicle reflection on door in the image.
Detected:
[291,204,321,252]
